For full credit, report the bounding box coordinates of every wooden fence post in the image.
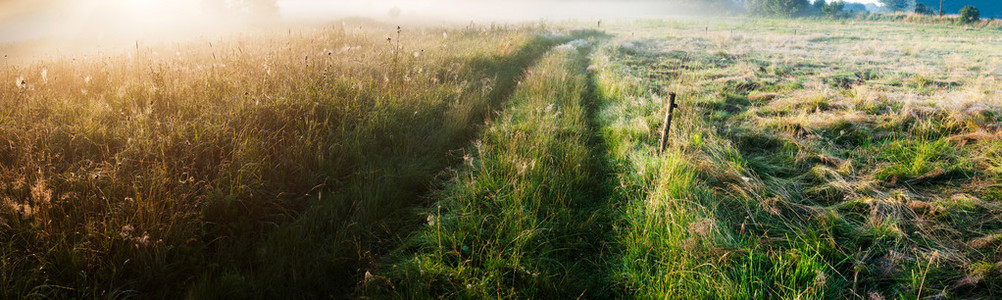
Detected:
[658,92,678,155]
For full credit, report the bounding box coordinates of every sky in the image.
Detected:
[278,0,723,21]
[278,0,885,20]
[0,0,206,43]
[0,0,888,44]
[0,0,689,43]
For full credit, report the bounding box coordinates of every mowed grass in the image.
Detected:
[0,20,560,298]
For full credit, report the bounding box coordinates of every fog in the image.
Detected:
[280,0,713,22]
[0,0,897,46]
[0,0,210,44]
[0,0,722,45]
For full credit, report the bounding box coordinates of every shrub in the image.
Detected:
[823,1,846,18]
[914,3,934,15]
[812,0,826,15]
[746,0,811,17]
[879,0,913,12]
[960,6,980,24]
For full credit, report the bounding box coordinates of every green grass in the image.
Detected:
[370,38,615,298]
[190,30,564,299]
[592,39,846,299]
[0,21,557,298]
[3,15,1002,299]
[593,17,1002,299]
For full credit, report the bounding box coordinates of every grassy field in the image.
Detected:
[586,18,1002,298]
[0,20,566,298]
[2,16,1001,299]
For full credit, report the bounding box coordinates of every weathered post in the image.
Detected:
[658,92,678,155]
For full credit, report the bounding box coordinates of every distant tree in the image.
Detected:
[960,6,980,23]
[387,6,402,18]
[669,0,742,11]
[812,0,826,15]
[823,0,846,17]
[745,0,766,15]
[914,3,935,15]
[843,2,867,12]
[879,0,914,12]
[746,0,811,17]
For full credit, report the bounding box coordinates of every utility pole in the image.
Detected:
[939,0,944,16]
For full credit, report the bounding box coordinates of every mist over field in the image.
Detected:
[281,0,713,21]
[0,0,724,44]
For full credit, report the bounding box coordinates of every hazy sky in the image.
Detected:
[0,0,888,44]
[278,0,885,19]
[0,0,204,43]
[278,0,721,20]
[0,0,702,43]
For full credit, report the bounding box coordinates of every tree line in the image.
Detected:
[742,0,913,18]
[675,0,987,21]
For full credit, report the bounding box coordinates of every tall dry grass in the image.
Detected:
[0,20,555,297]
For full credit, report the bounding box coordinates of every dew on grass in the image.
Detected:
[120,224,135,238]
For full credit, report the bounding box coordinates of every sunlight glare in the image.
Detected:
[57,0,205,41]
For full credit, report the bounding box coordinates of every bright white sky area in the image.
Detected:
[0,0,886,44]
[0,0,207,43]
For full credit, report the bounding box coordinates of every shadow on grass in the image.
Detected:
[361,32,617,298]
[193,31,587,298]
